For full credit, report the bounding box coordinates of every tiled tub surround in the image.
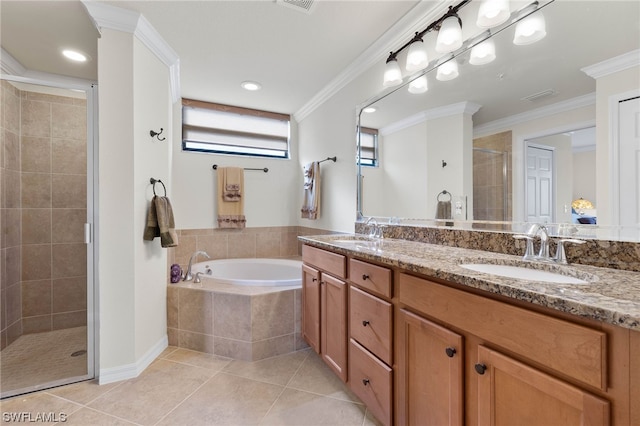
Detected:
[167,282,308,361]
[1,81,87,350]
[299,234,640,330]
[165,226,333,359]
[355,222,640,272]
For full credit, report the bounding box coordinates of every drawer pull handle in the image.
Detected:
[362,320,370,327]
[311,277,317,282]
[362,378,370,386]
[362,274,370,280]
[445,347,456,358]
[475,363,487,375]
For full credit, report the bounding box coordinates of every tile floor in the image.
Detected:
[0,346,382,425]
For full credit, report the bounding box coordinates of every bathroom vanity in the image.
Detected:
[299,235,640,426]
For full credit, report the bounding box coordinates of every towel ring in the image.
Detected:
[150,178,167,196]
[437,190,451,202]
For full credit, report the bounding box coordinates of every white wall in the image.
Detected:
[97,29,171,379]
[573,149,596,204]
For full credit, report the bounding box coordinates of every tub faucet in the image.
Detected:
[183,250,210,281]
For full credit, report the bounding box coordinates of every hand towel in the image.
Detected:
[436,200,452,220]
[223,167,243,202]
[301,162,321,220]
[217,167,246,229]
[144,196,179,247]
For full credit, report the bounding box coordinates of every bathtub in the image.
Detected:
[190,258,302,287]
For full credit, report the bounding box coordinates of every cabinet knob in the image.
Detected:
[362,274,369,280]
[311,277,317,282]
[475,363,487,375]
[362,378,370,386]
[445,347,456,358]
[362,320,370,327]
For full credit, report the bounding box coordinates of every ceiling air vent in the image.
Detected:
[277,0,316,14]
[521,89,557,102]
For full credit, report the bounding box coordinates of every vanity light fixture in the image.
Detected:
[241,81,262,91]
[513,2,547,45]
[435,11,463,53]
[469,36,496,65]
[62,49,88,62]
[476,0,511,28]
[383,55,403,87]
[436,56,459,81]
[408,75,428,94]
[405,34,429,72]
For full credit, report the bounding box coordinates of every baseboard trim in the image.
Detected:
[98,335,168,385]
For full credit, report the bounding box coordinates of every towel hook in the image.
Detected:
[150,128,166,141]
[150,178,167,196]
[437,190,451,202]
[442,160,447,168]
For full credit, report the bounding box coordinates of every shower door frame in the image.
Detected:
[0,74,98,397]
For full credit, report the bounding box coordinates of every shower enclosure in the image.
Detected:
[473,147,512,222]
[0,79,95,398]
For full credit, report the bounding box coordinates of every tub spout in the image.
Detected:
[183,250,211,281]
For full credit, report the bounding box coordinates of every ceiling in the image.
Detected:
[1,0,421,115]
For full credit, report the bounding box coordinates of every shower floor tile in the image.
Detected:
[0,326,87,396]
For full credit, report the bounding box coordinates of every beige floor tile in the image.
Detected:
[157,345,179,359]
[87,359,213,425]
[364,408,385,426]
[61,407,137,425]
[287,352,360,403]
[46,379,121,405]
[158,372,283,426]
[223,349,309,386]
[260,388,366,426]
[0,393,82,425]
[163,348,232,371]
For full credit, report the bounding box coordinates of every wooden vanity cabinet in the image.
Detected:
[301,245,348,381]
[397,272,614,426]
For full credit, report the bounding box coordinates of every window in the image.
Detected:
[182,99,290,159]
[359,127,378,167]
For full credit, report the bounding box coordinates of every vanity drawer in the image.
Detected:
[349,339,392,426]
[302,245,346,278]
[349,259,392,298]
[399,273,607,391]
[350,286,393,365]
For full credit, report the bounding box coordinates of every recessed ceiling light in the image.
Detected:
[62,49,88,62]
[363,106,377,113]
[241,81,262,91]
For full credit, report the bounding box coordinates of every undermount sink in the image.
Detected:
[330,238,381,251]
[460,263,591,284]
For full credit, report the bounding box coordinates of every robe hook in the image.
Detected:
[150,128,166,141]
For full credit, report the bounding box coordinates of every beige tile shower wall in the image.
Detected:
[18,87,88,336]
[473,131,513,222]
[1,81,23,349]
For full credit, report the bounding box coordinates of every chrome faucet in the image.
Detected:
[529,223,551,260]
[183,250,211,281]
[365,217,383,239]
[514,224,585,264]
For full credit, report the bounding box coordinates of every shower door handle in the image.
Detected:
[84,223,92,244]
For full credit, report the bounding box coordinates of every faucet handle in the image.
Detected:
[513,234,536,261]
[553,238,586,264]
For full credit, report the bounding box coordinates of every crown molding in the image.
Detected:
[581,49,640,79]
[293,1,453,122]
[1,48,27,76]
[473,93,596,138]
[81,1,180,103]
[381,101,482,136]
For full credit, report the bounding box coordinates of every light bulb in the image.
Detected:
[406,39,429,72]
[436,60,459,81]
[383,58,403,87]
[436,15,463,53]
[469,39,496,65]
[513,11,546,45]
[408,75,428,94]
[477,0,510,28]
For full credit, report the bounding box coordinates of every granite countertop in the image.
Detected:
[299,234,640,331]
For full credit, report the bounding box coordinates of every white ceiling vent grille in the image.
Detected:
[521,89,558,102]
[277,0,316,14]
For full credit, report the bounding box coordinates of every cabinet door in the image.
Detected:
[321,273,348,382]
[302,264,321,354]
[397,309,464,426]
[476,346,610,426]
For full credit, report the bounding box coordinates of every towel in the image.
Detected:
[217,167,246,229]
[301,162,320,220]
[223,167,243,202]
[436,200,452,220]
[143,196,179,247]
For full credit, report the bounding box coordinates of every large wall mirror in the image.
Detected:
[356,0,640,241]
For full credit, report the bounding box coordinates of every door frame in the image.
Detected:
[609,89,640,227]
[0,74,98,395]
